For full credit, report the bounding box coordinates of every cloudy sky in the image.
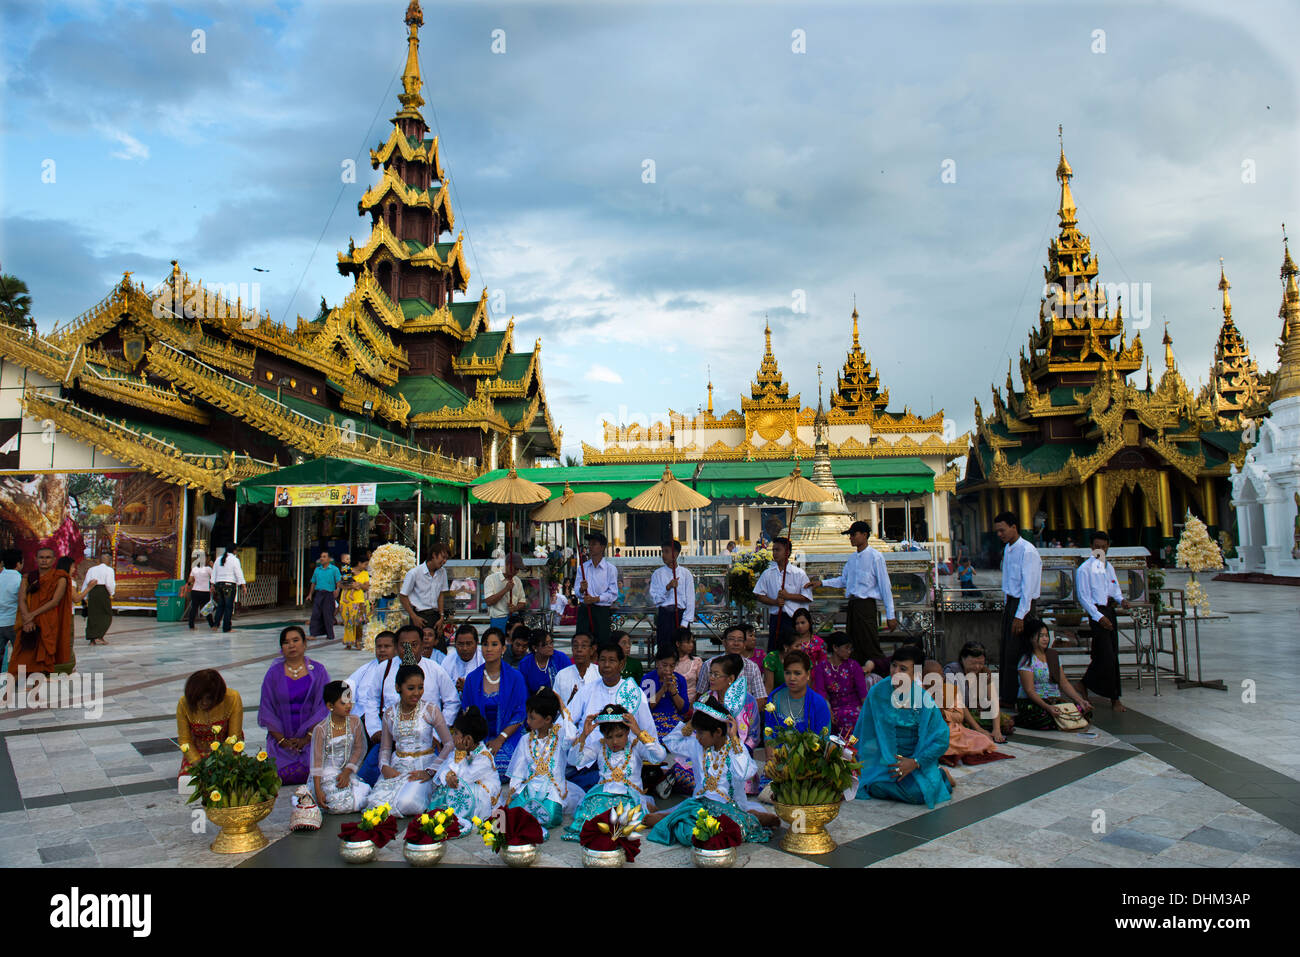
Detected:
[2,0,1297,461]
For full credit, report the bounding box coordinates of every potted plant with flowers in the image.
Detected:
[762,706,860,855]
[337,803,398,863]
[402,805,461,866]
[182,729,281,854]
[474,807,545,866]
[690,806,743,868]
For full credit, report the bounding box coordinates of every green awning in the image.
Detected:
[471,464,696,503]
[236,457,464,506]
[471,459,933,505]
[693,458,934,500]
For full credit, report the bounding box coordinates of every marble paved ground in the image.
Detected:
[0,570,1296,868]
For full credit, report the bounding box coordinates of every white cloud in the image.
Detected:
[587,364,623,384]
[98,125,148,161]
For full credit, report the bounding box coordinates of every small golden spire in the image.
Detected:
[397,1,425,118]
[706,365,713,414]
[1219,257,1232,321]
[1163,320,1176,373]
[1276,232,1300,400]
[764,316,772,355]
[851,298,860,345]
[1056,125,1076,227]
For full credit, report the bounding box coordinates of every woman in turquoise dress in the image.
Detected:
[852,644,952,808]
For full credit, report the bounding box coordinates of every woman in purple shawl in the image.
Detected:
[257,625,330,785]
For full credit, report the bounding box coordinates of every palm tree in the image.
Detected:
[563,453,581,468]
[0,272,34,331]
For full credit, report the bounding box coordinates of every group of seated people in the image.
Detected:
[175,614,1078,850]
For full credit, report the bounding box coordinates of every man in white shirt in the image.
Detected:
[399,542,450,632]
[392,624,460,726]
[210,547,247,633]
[574,530,618,644]
[568,642,657,791]
[79,549,117,645]
[752,536,812,652]
[440,623,485,694]
[346,629,398,785]
[1074,530,1128,712]
[696,625,767,703]
[553,631,600,710]
[811,520,897,664]
[483,552,528,633]
[994,510,1042,706]
[649,539,694,657]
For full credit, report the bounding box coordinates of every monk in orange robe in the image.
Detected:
[10,547,74,677]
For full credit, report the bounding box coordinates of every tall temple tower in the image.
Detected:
[958,132,1250,555]
[1199,260,1264,429]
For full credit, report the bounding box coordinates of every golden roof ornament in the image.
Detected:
[1219,257,1232,320]
[398,0,425,118]
[1275,230,1300,401]
[1056,124,1077,227]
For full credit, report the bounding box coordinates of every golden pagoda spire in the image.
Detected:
[397,1,425,118]
[1219,256,1232,321]
[1163,321,1176,372]
[706,364,713,414]
[851,295,859,346]
[1056,124,1077,227]
[764,316,772,357]
[1275,230,1300,401]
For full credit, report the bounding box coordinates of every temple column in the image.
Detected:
[1046,488,1060,535]
[1157,471,1174,539]
[1017,487,1032,533]
[1119,487,1135,532]
[1092,473,1108,533]
[1199,476,1219,527]
[736,504,745,544]
[871,500,880,536]
[1080,482,1095,531]
[671,509,680,544]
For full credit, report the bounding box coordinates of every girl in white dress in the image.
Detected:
[426,706,501,828]
[501,689,582,837]
[562,704,666,841]
[364,665,452,817]
[310,681,371,813]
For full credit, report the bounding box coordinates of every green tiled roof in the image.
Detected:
[404,239,426,255]
[497,352,534,383]
[130,419,231,456]
[256,387,411,445]
[1050,386,1084,407]
[448,300,479,330]
[1200,430,1243,455]
[458,331,505,361]
[393,375,471,413]
[494,399,532,426]
[1009,442,1094,474]
[399,297,436,320]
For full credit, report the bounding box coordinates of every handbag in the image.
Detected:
[1051,701,1090,732]
[289,785,323,831]
[199,598,217,617]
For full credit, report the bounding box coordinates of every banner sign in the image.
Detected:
[273,484,377,507]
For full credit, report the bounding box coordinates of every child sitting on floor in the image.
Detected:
[310,680,371,813]
[646,696,777,844]
[501,688,581,836]
[562,703,666,841]
[426,705,500,828]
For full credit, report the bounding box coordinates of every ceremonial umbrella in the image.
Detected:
[627,467,711,647]
[471,468,550,554]
[753,463,832,637]
[531,483,612,626]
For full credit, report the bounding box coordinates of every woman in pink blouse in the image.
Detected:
[812,631,879,738]
[673,629,703,703]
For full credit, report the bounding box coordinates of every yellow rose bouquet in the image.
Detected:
[183,732,280,810]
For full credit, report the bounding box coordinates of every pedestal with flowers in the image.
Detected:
[402,806,461,865]
[338,803,398,863]
[363,544,417,650]
[762,704,860,855]
[1174,511,1228,691]
[182,731,281,854]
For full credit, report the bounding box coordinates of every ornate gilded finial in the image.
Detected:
[1219,257,1232,321]
[397,1,425,117]
[1277,230,1300,400]
[1163,320,1176,372]
[817,362,824,404]
[1055,126,1076,226]
[706,365,713,414]
[1146,358,1153,391]
[764,316,772,355]
[851,299,860,345]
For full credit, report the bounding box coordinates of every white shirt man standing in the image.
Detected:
[649,538,694,657]
[994,510,1042,706]
[399,543,450,631]
[752,536,812,652]
[811,520,897,664]
[1074,530,1128,712]
[574,531,618,645]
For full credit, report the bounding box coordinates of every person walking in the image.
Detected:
[305,551,342,640]
[185,550,214,630]
[210,544,246,633]
[1075,530,1128,712]
[78,549,116,646]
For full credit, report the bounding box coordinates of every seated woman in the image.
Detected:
[812,632,878,739]
[1014,618,1093,730]
[765,650,833,735]
[646,697,777,845]
[788,608,827,669]
[460,627,527,776]
[310,680,371,813]
[921,660,1005,762]
[614,631,643,682]
[943,641,1012,741]
[852,644,952,808]
[517,627,572,694]
[257,625,330,786]
[673,629,703,703]
[177,669,243,776]
[643,646,692,796]
[366,665,453,817]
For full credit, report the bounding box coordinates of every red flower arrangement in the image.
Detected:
[404,807,462,845]
[339,803,399,848]
[579,804,648,862]
[692,811,743,850]
[475,806,544,852]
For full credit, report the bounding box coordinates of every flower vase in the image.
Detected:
[691,845,737,868]
[403,839,447,866]
[772,801,841,855]
[339,838,378,864]
[500,843,539,867]
[206,798,277,854]
[580,846,626,868]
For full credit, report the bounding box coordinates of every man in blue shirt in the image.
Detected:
[305,550,342,640]
[0,549,22,671]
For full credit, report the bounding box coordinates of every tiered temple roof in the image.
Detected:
[0,0,560,494]
[1198,260,1265,428]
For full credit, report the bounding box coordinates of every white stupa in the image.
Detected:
[1228,238,1300,579]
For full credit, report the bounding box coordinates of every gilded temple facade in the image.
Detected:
[587,312,969,556]
[0,1,559,599]
[957,141,1259,558]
